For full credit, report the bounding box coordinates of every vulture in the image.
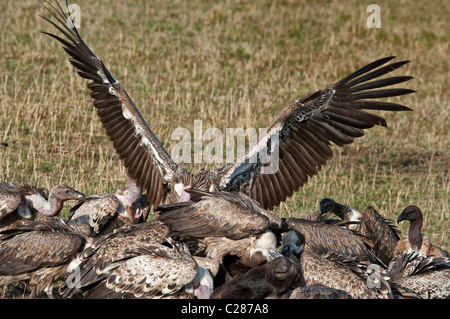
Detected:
[0,218,93,298]
[155,189,283,267]
[386,252,450,299]
[282,217,385,267]
[68,180,150,237]
[319,198,401,265]
[42,1,414,211]
[394,205,449,258]
[210,256,304,299]
[60,219,175,298]
[0,182,85,231]
[281,230,393,299]
[77,238,215,299]
[288,286,353,299]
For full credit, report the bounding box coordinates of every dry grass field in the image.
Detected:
[0,0,448,256]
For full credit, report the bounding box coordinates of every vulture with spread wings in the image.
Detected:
[41,1,414,210]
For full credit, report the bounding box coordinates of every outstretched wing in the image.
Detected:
[219,57,414,209]
[41,1,182,207]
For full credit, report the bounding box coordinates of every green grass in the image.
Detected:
[0,0,448,252]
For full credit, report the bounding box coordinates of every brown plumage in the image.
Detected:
[60,219,171,298]
[68,188,149,237]
[283,217,385,266]
[282,230,393,299]
[0,182,46,231]
[42,1,414,211]
[68,171,149,237]
[288,286,353,299]
[156,189,282,267]
[319,198,401,265]
[78,238,215,299]
[0,218,92,298]
[394,205,449,258]
[0,182,85,231]
[386,252,450,299]
[210,257,303,299]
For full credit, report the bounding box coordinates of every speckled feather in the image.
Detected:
[156,191,271,240]
[60,219,171,298]
[69,193,120,235]
[289,286,353,299]
[300,251,392,299]
[101,244,199,298]
[387,252,450,299]
[0,218,89,296]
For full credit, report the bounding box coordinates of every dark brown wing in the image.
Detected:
[41,1,182,207]
[386,252,450,298]
[361,206,401,265]
[319,198,401,265]
[0,219,85,275]
[156,191,270,240]
[60,219,171,298]
[220,57,414,209]
[286,218,385,267]
[387,252,450,280]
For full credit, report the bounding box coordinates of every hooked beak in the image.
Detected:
[75,191,86,202]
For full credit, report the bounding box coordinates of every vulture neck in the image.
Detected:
[124,171,142,206]
[26,190,63,217]
[332,203,353,221]
[408,214,423,252]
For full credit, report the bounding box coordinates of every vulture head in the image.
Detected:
[50,185,85,202]
[27,185,85,217]
[397,205,422,224]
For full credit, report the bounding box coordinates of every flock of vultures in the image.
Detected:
[0,1,448,299]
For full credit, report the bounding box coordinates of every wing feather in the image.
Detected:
[156,191,270,240]
[219,57,414,209]
[41,1,181,207]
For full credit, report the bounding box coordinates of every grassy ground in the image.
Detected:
[0,0,448,253]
